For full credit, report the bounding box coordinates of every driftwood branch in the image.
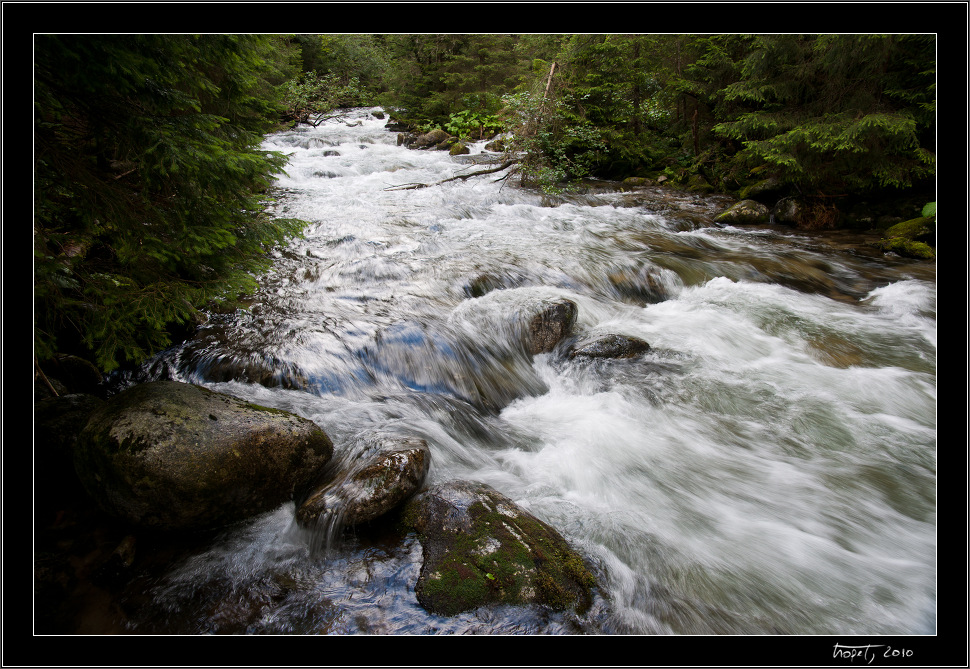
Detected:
[383,159,521,191]
[35,355,59,397]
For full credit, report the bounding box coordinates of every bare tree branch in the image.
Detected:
[383,159,521,191]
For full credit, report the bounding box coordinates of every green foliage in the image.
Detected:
[702,35,936,195]
[277,71,367,124]
[34,35,308,371]
[444,109,502,140]
[379,35,529,128]
[921,201,936,218]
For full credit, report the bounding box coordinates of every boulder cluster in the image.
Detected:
[35,288,652,616]
[620,173,936,261]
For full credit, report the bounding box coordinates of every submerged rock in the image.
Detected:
[74,381,333,532]
[569,334,650,360]
[296,437,430,528]
[402,480,596,616]
[606,265,671,305]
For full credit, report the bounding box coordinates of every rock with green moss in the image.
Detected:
[449,142,470,156]
[739,175,783,201]
[402,480,596,616]
[74,381,333,531]
[296,437,430,528]
[884,216,936,244]
[872,215,936,259]
[621,176,657,189]
[687,174,714,193]
[871,237,935,260]
[714,199,771,225]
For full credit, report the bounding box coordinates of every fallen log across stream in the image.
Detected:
[383,158,521,191]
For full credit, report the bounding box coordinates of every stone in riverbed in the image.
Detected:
[74,381,333,532]
[296,437,430,528]
[526,299,578,355]
[714,199,771,225]
[569,333,651,360]
[402,480,596,616]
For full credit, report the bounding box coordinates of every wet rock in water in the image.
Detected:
[606,266,671,305]
[527,299,578,355]
[402,480,596,616]
[409,128,451,150]
[451,287,579,357]
[463,271,528,298]
[74,381,333,532]
[569,334,651,360]
[296,437,430,528]
[714,199,771,225]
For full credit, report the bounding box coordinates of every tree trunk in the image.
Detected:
[692,106,699,156]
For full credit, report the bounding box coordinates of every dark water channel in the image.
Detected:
[37,107,936,637]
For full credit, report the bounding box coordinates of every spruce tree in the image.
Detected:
[708,35,936,197]
[34,34,306,372]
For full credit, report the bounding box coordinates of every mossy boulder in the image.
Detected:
[621,176,658,189]
[884,216,935,244]
[871,215,936,259]
[871,237,935,260]
[74,381,333,532]
[739,175,784,202]
[686,174,714,193]
[296,437,430,528]
[402,480,596,616]
[449,142,470,156]
[714,199,771,225]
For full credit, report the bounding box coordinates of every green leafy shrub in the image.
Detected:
[444,109,503,140]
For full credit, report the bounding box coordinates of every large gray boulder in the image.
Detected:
[402,480,596,616]
[74,381,333,532]
[296,436,430,529]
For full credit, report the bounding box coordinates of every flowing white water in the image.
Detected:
[127,107,936,635]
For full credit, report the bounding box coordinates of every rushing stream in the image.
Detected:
[106,107,935,635]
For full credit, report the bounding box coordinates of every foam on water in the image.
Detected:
[129,107,935,636]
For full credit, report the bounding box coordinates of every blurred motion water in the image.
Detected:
[112,108,936,635]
